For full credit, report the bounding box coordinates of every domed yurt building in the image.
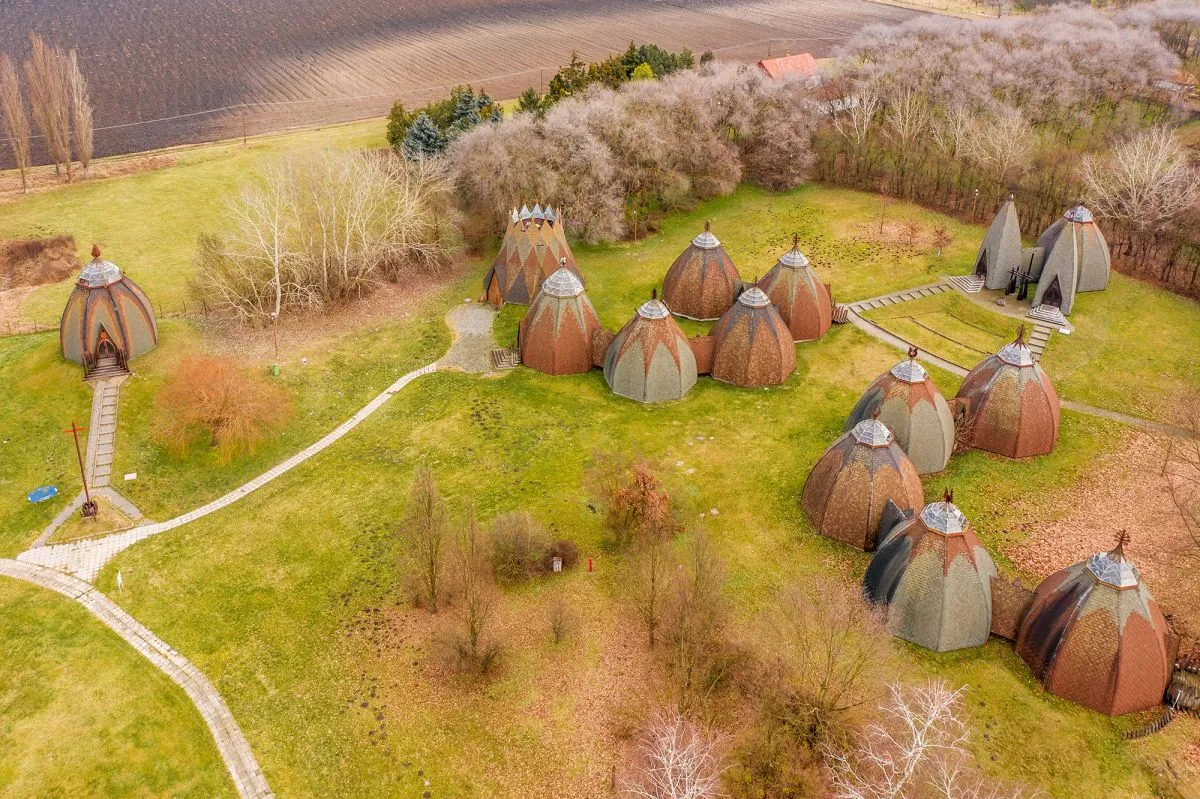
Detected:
[1015,535,1172,716]
[1027,205,1111,316]
[864,491,997,653]
[954,328,1059,459]
[662,223,741,321]
[845,348,955,475]
[757,237,832,342]
[603,291,698,403]
[519,268,602,376]
[484,204,579,305]
[709,286,795,387]
[801,418,924,551]
[974,195,1023,291]
[60,246,158,373]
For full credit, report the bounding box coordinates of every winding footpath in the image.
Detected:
[2,304,497,799]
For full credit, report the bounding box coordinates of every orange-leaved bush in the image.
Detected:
[152,355,291,462]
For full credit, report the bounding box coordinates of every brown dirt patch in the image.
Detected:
[1004,431,1200,638]
[0,156,176,203]
[0,235,78,290]
[194,261,471,363]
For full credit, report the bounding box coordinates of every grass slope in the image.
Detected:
[0,120,383,326]
[0,579,233,798]
[96,319,1170,798]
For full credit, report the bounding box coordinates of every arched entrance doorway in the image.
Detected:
[1042,276,1063,308]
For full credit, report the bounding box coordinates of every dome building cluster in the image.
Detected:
[510,216,835,403]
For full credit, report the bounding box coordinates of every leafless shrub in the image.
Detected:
[24,34,72,180]
[194,150,459,323]
[489,510,549,583]
[587,453,682,550]
[825,682,1033,799]
[625,711,728,799]
[544,539,581,572]
[547,591,575,644]
[664,530,731,704]
[151,355,291,462]
[398,467,448,612]
[0,56,32,193]
[441,509,503,674]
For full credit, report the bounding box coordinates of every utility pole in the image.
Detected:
[64,419,97,518]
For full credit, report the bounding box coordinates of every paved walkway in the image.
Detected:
[0,558,274,798]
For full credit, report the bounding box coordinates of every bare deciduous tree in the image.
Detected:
[629,521,674,648]
[399,467,448,612]
[965,107,1036,189]
[0,56,32,193]
[445,508,502,674]
[66,50,94,177]
[664,530,729,703]
[825,682,1031,799]
[24,34,72,180]
[1164,392,1200,557]
[625,711,727,799]
[1082,127,1200,242]
[194,150,458,322]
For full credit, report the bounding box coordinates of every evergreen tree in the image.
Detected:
[547,51,590,102]
[516,87,543,116]
[631,62,654,81]
[403,113,446,160]
[699,50,715,66]
[451,87,479,127]
[385,100,412,148]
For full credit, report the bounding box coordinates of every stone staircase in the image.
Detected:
[88,378,122,489]
[490,348,520,370]
[845,281,952,313]
[1028,304,1067,327]
[1026,324,1053,361]
[85,355,130,381]
[948,274,984,293]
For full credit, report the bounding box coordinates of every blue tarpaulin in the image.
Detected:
[27,485,58,504]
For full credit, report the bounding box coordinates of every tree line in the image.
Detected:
[0,34,96,192]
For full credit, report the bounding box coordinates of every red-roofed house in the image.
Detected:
[757,53,820,83]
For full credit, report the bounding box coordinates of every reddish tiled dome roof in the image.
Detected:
[708,287,795,387]
[603,292,698,403]
[757,238,831,342]
[662,223,741,321]
[519,268,601,376]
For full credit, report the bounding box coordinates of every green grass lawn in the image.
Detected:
[91,314,1174,798]
[862,292,1016,370]
[0,119,385,326]
[0,333,92,556]
[0,579,234,798]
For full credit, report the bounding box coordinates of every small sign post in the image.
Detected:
[64,419,97,519]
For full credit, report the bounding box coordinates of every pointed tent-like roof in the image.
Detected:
[708,286,795,387]
[975,195,1023,291]
[1016,534,1172,716]
[954,327,1059,459]
[758,236,832,342]
[662,222,742,321]
[1029,204,1111,315]
[845,347,955,474]
[60,246,158,365]
[519,265,602,376]
[801,418,924,551]
[864,491,997,652]
[603,290,698,403]
[485,205,581,305]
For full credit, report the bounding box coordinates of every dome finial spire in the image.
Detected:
[943,487,954,505]
[1111,530,1130,560]
[907,345,918,360]
[1014,324,1026,347]
[704,220,710,233]
[651,287,657,300]
[792,233,799,248]
[91,244,101,260]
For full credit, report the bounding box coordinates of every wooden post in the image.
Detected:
[64,419,97,518]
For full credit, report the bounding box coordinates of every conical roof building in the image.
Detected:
[603,291,698,403]
[974,195,1023,291]
[845,348,955,474]
[757,237,832,342]
[1028,205,1111,315]
[662,223,741,321]
[709,287,795,387]
[864,492,997,652]
[60,246,158,370]
[801,418,924,551]
[954,328,1059,458]
[1015,535,1171,716]
[519,266,602,376]
[484,204,580,305]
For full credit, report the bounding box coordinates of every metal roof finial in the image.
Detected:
[651,287,657,300]
[792,233,799,248]
[91,244,101,259]
[704,220,711,233]
[907,345,918,360]
[1014,324,1026,346]
[560,256,566,267]
[943,487,954,505]
[1112,530,1130,560]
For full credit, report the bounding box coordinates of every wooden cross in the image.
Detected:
[64,420,97,518]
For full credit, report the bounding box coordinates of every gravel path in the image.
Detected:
[0,558,274,798]
[439,303,499,374]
